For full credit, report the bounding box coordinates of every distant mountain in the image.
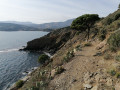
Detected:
[1,19,74,29]
[0,21,35,26]
[33,19,74,29]
[0,18,74,31]
[0,23,40,31]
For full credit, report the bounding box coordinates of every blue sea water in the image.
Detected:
[0,31,48,90]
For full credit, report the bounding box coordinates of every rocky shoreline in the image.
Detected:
[9,51,52,90]
[23,27,76,54]
[9,67,39,90]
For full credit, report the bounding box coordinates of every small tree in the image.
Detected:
[38,54,50,64]
[118,4,120,9]
[16,80,24,88]
[71,14,100,40]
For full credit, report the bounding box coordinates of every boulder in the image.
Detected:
[83,84,93,89]
[115,83,120,90]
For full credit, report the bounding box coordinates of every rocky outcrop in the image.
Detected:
[23,27,76,54]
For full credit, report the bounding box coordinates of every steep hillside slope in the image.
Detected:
[17,9,120,90]
[24,27,77,54]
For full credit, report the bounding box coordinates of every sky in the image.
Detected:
[0,0,119,24]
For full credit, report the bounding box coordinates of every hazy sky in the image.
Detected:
[0,0,119,24]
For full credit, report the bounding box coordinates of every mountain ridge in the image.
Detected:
[0,18,74,31]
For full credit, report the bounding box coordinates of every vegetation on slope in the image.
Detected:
[71,14,100,39]
[19,5,120,90]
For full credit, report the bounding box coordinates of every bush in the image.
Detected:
[118,4,120,9]
[115,55,120,61]
[29,86,39,90]
[75,45,82,51]
[16,80,24,88]
[106,18,113,25]
[107,30,120,52]
[76,31,81,35]
[116,73,120,78]
[63,51,74,62]
[38,54,50,64]
[55,66,65,75]
[104,53,111,60]
[99,29,106,41]
[114,13,120,20]
[110,70,116,76]
[84,42,92,46]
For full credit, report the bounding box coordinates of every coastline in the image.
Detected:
[9,51,52,90]
[9,67,38,90]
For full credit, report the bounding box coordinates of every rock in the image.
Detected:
[84,72,94,81]
[116,66,120,71]
[91,85,98,90]
[83,84,93,89]
[115,83,120,90]
[93,51,102,56]
[73,48,77,53]
[106,78,113,86]
[23,28,76,54]
[71,78,77,84]
[96,41,106,50]
[51,69,56,77]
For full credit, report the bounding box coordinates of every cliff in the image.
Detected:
[23,27,77,54]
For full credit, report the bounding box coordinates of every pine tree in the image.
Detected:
[118,4,120,9]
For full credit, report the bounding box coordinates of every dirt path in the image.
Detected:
[49,42,108,90]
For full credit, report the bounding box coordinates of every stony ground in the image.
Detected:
[49,40,120,90]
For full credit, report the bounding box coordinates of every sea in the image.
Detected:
[0,31,48,90]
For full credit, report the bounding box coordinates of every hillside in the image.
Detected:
[0,23,40,31]
[11,9,120,90]
[33,19,74,29]
[0,19,74,30]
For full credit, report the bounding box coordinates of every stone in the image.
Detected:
[93,51,102,56]
[106,78,113,86]
[83,84,93,89]
[91,85,98,90]
[51,69,56,77]
[96,41,106,50]
[116,66,120,71]
[115,83,120,90]
[73,48,77,53]
[71,79,77,84]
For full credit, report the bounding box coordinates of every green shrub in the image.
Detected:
[106,18,113,25]
[107,30,120,52]
[99,29,106,41]
[104,53,111,60]
[55,66,65,74]
[114,13,120,20]
[36,81,46,87]
[119,3,120,9]
[115,55,120,61]
[110,70,116,76]
[63,51,74,62]
[75,45,82,51]
[84,42,92,46]
[76,31,81,35]
[116,73,120,78]
[38,54,50,64]
[29,86,39,90]
[16,80,24,88]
